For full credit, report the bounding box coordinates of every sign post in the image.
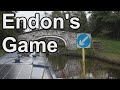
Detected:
[77,33,91,79]
[82,48,86,79]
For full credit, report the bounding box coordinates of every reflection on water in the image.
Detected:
[48,55,120,79]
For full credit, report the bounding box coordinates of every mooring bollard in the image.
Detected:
[15,54,21,63]
[15,58,20,63]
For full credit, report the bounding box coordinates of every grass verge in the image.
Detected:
[58,38,120,65]
[93,38,120,64]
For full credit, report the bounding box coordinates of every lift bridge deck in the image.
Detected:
[0,52,57,79]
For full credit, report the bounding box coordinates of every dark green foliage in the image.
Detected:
[49,11,89,32]
[72,11,89,32]
[0,11,23,49]
[89,11,120,40]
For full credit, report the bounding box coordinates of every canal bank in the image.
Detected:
[55,38,120,67]
[57,50,120,67]
[92,38,120,66]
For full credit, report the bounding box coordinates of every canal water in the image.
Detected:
[48,55,120,79]
[3,52,120,79]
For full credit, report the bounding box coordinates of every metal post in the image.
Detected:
[82,48,86,79]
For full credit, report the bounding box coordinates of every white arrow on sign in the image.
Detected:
[79,36,89,46]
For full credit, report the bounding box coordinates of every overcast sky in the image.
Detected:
[16,11,51,18]
[16,11,91,32]
[16,11,90,18]
[16,11,51,32]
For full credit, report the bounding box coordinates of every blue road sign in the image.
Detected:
[77,33,91,48]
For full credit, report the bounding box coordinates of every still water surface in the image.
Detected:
[48,55,120,79]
